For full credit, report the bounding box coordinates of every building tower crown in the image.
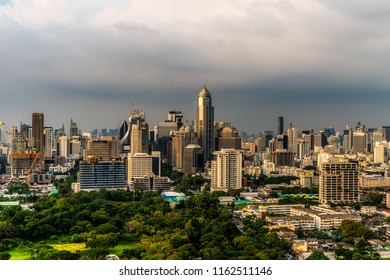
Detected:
[198,85,211,98]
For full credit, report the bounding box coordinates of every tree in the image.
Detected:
[306,251,329,260]
[337,220,375,239]
[0,252,11,260]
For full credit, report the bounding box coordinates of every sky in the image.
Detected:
[1,0,390,135]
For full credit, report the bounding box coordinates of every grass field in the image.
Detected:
[8,247,31,260]
[7,240,138,260]
[108,242,139,255]
[51,243,86,252]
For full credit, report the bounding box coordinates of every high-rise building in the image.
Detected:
[277,116,284,136]
[287,123,299,151]
[374,141,389,163]
[58,136,70,158]
[32,112,44,152]
[216,126,241,151]
[343,126,353,152]
[83,138,118,161]
[382,126,390,142]
[314,131,327,148]
[70,119,78,137]
[260,131,274,151]
[271,149,293,167]
[12,133,27,154]
[130,108,149,155]
[196,85,214,161]
[183,144,204,175]
[167,111,184,128]
[352,131,367,153]
[211,149,242,192]
[0,122,6,144]
[127,153,153,184]
[78,159,126,190]
[319,160,360,204]
[43,127,53,158]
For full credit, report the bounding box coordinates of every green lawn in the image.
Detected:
[8,246,31,260]
[7,240,139,260]
[109,242,140,256]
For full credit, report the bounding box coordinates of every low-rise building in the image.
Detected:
[361,206,377,215]
[314,214,361,230]
[266,215,315,230]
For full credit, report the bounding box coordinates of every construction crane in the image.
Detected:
[25,151,41,186]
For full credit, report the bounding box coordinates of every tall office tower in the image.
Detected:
[20,123,29,139]
[277,116,284,136]
[343,125,353,152]
[270,149,293,167]
[0,122,6,144]
[314,131,328,148]
[170,125,197,169]
[260,131,274,151]
[170,127,186,170]
[127,153,153,184]
[196,85,214,161]
[211,149,242,192]
[32,112,44,152]
[58,136,70,158]
[83,138,118,161]
[130,108,149,155]
[70,136,82,159]
[272,135,288,150]
[151,151,161,177]
[167,111,184,128]
[382,126,390,142]
[302,130,314,151]
[374,141,389,163]
[323,127,336,138]
[296,140,310,160]
[372,129,384,146]
[69,119,78,137]
[319,160,360,204]
[287,122,299,151]
[216,126,241,151]
[352,131,366,153]
[43,127,53,158]
[183,144,204,175]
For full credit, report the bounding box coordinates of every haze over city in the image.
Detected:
[1,0,390,133]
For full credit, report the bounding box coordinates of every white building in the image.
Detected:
[211,149,242,192]
[43,127,53,158]
[128,153,152,184]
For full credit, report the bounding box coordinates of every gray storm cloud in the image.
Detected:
[0,0,390,133]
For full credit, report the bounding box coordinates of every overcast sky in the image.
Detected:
[1,0,390,134]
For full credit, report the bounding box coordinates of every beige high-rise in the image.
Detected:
[211,149,242,192]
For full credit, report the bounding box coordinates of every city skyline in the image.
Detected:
[1,1,390,133]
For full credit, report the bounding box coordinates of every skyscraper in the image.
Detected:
[43,127,53,158]
[196,85,214,161]
[0,122,6,144]
[32,112,44,152]
[277,116,284,136]
[130,108,149,155]
[70,119,78,137]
